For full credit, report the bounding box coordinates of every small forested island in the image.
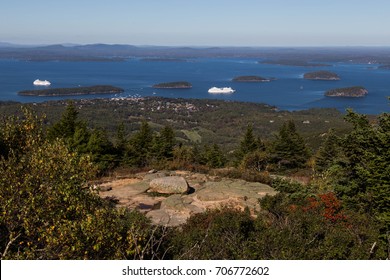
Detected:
[325,86,368,97]
[153,81,192,89]
[261,59,331,67]
[232,76,273,82]
[304,71,340,80]
[18,85,124,96]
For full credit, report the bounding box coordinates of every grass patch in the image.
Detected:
[181,129,202,143]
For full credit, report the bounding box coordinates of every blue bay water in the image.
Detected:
[0,58,389,114]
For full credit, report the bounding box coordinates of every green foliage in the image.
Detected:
[240,150,270,172]
[167,208,254,259]
[115,122,127,151]
[334,110,390,229]
[1,102,388,260]
[0,108,159,260]
[47,102,118,174]
[236,124,265,163]
[165,198,385,259]
[126,121,154,167]
[271,120,310,169]
[314,129,341,173]
[199,144,227,168]
[47,101,80,140]
[150,125,176,161]
[271,178,306,195]
[253,193,385,259]
[0,97,350,154]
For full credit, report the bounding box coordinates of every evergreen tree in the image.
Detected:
[150,125,176,161]
[128,121,154,167]
[314,129,341,173]
[159,125,176,159]
[201,144,227,168]
[47,101,80,140]
[87,129,116,172]
[114,122,130,166]
[239,124,258,156]
[115,122,127,152]
[272,120,310,169]
[335,110,390,228]
[173,145,196,165]
[69,122,90,154]
[236,124,266,164]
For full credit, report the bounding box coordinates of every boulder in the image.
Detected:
[149,176,189,194]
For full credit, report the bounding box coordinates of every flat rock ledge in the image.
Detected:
[98,171,276,227]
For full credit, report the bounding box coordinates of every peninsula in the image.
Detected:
[153,81,192,89]
[304,71,340,80]
[18,85,124,96]
[325,86,368,97]
[232,76,273,82]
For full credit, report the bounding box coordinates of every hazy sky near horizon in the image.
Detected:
[1,0,389,46]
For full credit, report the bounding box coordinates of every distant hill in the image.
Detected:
[2,43,390,63]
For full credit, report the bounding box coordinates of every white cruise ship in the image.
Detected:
[33,79,51,86]
[208,87,235,94]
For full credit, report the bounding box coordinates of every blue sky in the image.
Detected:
[1,0,389,46]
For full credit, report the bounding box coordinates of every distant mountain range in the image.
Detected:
[1,42,390,64]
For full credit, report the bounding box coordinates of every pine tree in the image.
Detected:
[202,144,226,168]
[47,101,80,140]
[314,129,340,173]
[240,124,258,155]
[128,121,154,167]
[236,124,266,163]
[160,125,176,159]
[70,122,90,154]
[150,125,176,161]
[115,122,127,151]
[335,110,390,228]
[87,129,116,172]
[272,120,310,169]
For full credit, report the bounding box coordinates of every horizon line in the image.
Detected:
[2,41,390,49]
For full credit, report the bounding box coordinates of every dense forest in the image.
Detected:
[0,98,389,259]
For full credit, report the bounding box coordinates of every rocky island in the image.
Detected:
[304,71,340,80]
[232,76,273,82]
[261,59,331,67]
[153,81,192,89]
[325,86,368,97]
[18,85,124,96]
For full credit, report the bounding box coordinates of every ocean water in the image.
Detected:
[0,58,389,114]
